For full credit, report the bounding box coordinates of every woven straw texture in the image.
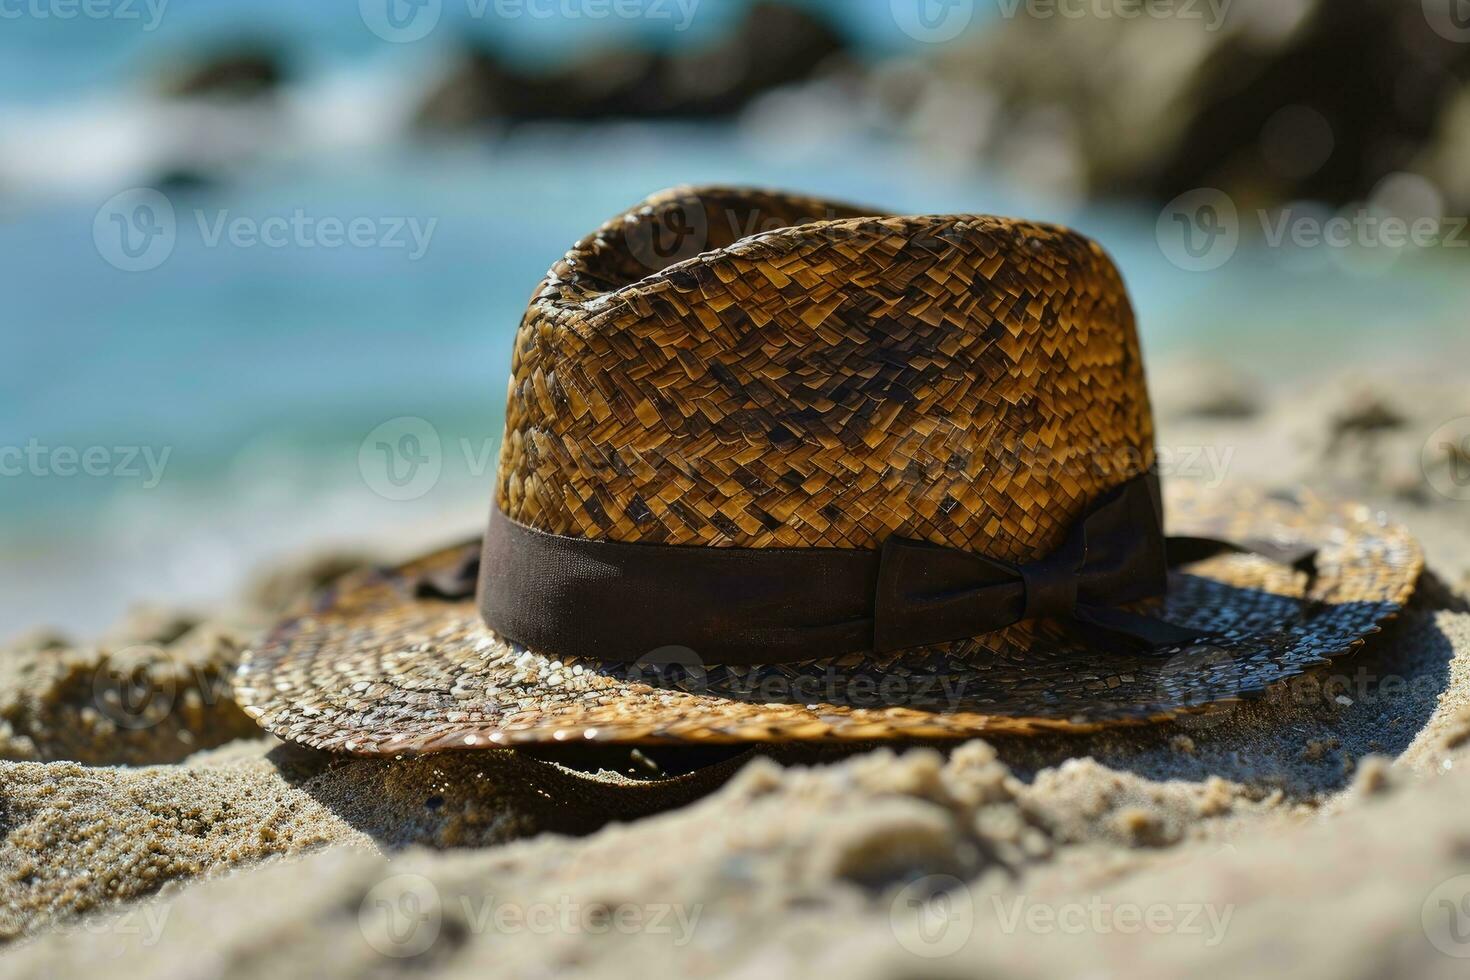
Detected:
[498,186,1152,563]
[235,187,1421,753]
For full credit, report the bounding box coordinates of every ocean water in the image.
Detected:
[3,1,1467,637]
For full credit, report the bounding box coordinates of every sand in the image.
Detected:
[3,359,1470,978]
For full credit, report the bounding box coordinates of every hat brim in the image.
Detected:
[235,482,1421,754]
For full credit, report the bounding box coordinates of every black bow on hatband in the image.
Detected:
[464,473,1317,666]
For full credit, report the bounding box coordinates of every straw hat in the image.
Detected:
[235,186,1421,754]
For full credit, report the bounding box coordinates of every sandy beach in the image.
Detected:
[3,355,1469,978]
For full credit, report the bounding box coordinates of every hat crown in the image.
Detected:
[496,187,1154,564]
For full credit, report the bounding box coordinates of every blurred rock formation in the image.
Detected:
[155,45,289,101]
[416,1,850,129]
[910,0,1470,210]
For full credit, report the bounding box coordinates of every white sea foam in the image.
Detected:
[0,58,426,198]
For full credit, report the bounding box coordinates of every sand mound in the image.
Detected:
[7,700,1470,979]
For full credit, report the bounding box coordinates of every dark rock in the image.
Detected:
[1150,358,1262,421]
[924,0,1470,208]
[156,46,288,100]
[152,168,222,196]
[416,46,665,127]
[1150,0,1470,207]
[1330,397,1408,441]
[673,0,851,115]
[416,1,850,130]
